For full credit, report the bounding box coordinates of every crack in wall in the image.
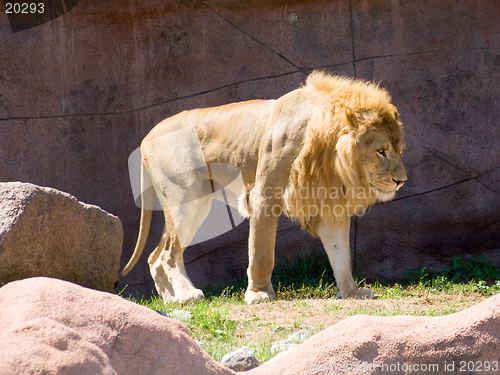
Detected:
[405,127,500,196]
[422,146,500,195]
[385,163,500,205]
[422,145,480,178]
[476,165,500,195]
[1,47,497,123]
[0,61,359,124]
[355,46,500,63]
[196,0,307,76]
[0,71,302,123]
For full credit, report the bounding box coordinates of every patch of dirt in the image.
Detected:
[227,294,487,344]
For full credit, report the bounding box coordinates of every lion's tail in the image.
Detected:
[115,158,154,287]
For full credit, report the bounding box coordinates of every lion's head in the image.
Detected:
[343,102,406,202]
[284,72,407,232]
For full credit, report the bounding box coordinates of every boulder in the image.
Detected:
[0,182,123,292]
[221,346,261,372]
[0,277,234,375]
[251,294,500,375]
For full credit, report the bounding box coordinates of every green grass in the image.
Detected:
[134,290,246,360]
[124,253,500,363]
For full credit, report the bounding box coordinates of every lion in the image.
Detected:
[117,71,407,304]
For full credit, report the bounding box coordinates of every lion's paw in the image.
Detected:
[336,288,375,300]
[244,290,276,304]
[172,288,205,304]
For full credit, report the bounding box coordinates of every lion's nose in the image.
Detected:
[393,178,406,189]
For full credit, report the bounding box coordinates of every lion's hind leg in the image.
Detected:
[148,194,212,304]
[147,224,175,301]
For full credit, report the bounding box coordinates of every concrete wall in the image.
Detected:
[1,0,499,296]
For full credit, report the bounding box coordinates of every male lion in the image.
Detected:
[118,71,407,304]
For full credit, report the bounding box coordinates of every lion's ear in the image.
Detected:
[344,109,378,129]
[388,104,399,120]
[343,108,357,129]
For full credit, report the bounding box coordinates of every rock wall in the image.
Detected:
[1,0,499,295]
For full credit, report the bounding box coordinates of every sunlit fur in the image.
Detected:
[284,72,405,234]
[118,71,406,304]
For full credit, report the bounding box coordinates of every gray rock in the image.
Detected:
[167,309,193,322]
[0,182,123,292]
[271,341,298,353]
[287,329,311,343]
[221,346,261,371]
[271,329,311,354]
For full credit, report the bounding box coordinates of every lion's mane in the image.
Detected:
[283,72,402,234]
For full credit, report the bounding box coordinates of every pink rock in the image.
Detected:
[0,277,234,375]
[249,294,500,375]
[2,277,500,375]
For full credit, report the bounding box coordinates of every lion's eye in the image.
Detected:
[377,149,386,157]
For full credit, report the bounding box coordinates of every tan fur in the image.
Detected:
[284,72,405,234]
[118,71,407,304]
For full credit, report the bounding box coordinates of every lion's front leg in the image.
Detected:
[317,219,374,299]
[245,209,279,304]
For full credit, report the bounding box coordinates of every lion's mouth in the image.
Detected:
[370,183,394,194]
